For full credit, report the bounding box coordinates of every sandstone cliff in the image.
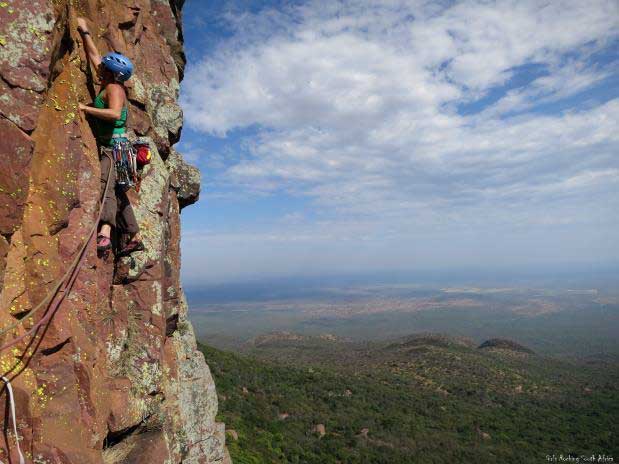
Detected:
[0,1,227,462]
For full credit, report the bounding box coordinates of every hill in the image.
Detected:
[478,338,535,354]
[200,333,618,463]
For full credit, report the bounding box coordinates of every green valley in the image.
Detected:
[199,333,618,463]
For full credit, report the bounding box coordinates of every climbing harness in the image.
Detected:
[0,377,26,464]
[112,136,138,191]
[111,137,152,193]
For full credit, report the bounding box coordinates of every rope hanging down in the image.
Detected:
[0,376,26,464]
[0,150,113,353]
[0,148,112,463]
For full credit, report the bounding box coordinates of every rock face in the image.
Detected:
[0,1,226,463]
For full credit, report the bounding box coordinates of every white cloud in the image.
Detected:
[179,0,619,277]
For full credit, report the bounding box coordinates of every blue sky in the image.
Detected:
[176,0,618,284]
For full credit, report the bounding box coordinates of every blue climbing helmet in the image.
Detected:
[101,52,134,82]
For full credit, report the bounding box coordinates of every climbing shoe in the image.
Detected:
[97,234,112,253]
[118,239,145,257]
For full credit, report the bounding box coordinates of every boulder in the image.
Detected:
[312,424,326,438]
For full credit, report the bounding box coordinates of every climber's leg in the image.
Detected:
[116,190,139,236]
[99,147,117,229]
[117,191,144,256]
[98,147,116,252]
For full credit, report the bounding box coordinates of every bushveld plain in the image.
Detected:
[189,271,619,463]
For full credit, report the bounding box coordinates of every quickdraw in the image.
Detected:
[112,138,138,191]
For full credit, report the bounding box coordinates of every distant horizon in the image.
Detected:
[186,263,619,362]
[183,263,619,298]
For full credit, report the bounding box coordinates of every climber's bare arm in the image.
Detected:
[79,84,124,121]
[76,17,101,68]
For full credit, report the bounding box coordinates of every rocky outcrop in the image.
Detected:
[0,1,226,462]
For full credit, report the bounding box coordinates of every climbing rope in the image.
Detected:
[0,147,112,462]
[0,148,113,352]
[0,376,26,464]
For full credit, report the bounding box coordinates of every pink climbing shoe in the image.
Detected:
[97,234,112,253]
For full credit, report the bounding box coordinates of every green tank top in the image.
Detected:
[93,90,128,146]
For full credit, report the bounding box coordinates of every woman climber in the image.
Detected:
[76,17,144,256]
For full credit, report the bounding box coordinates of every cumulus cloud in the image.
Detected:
[179,0,619,278]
